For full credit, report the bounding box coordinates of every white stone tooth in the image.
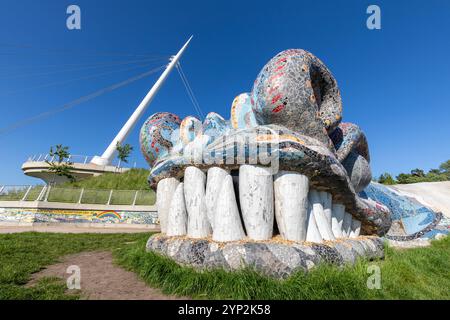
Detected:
[331,203,345,238]
[342,212,353,237]
[350,219,361,238]
[231,172,241,209]
[184,166,210,238]
[319,191,333,229]
[239,164,274,240]
[274,171,309,241]
[306,202,323,243]
[212,175,245,242]
[166,183,187,236]
[205,167,229,230]
[156,177,180,234]
[309,190,335,241]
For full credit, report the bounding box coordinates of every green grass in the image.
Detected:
[370,239,450,299]
[0,169,156,204]
[0,185,46,201]
[0,185,46,202]
[46,187,82,203]
[0,186,156,206]
[1,232,448,300]
[0,186,32,201]
[0,232,150,300]
[23,185,45,201]
[66,168,151,190]
[115,236,450,300]
[61,168,156,205]
[45,187,155,205]
[79,188,110,204]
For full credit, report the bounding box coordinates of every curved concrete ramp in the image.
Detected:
[389,182,450,218]
[360,182,449,241]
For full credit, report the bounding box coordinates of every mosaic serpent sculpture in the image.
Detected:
[140,49,391,243]
[140,49,396,276]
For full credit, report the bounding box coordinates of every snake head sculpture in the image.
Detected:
[140,49,392,242]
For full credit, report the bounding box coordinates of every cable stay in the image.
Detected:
[0,65,166,136]
[176,61,204,119]
[0,56,165,71]
[0,60,169,96]
[0,57,168,80]
[0,42,170,59]
[0,36,194,172]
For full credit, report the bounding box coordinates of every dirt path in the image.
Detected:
[28,251,185,300]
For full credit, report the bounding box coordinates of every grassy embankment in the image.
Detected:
[0,232,149,299]
[0,169,155,205]
[115,235,450,299]
[1,232,448,300]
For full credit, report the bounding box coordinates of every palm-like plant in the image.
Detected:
[45,144,75,183]
[116,142,133,164]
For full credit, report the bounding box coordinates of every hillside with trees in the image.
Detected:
[377,159,450,185]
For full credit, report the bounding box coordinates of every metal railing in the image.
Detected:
[0,185,155,206]
[25,154,137,169]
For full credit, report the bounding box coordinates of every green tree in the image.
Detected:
[390,160,450,185]
[378,173,396,185]
[396,173,413,184]
[116,142,133,164]
[439,160,450,173]
[428,169,441,175]
[410,168,425,177]
[425,172,447,182]
[45,144,75,183]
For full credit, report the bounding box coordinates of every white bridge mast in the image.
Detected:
[91,36,193,166]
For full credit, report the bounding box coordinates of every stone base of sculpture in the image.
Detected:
[147,234,384,278]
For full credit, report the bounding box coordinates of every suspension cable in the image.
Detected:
[0,57,168,80]
[0,65,166,136]
[177,65,203,119]
[0,57,164,71]
[0,60,167,96]
[176,62,204,119]
[178,62,204,118]
[0,42,169,58]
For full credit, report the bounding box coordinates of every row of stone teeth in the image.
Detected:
[156,165,361,243]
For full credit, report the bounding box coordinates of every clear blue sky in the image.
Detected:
[0,0,449,185]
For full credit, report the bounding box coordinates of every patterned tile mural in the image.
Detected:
[0,207,158,225]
